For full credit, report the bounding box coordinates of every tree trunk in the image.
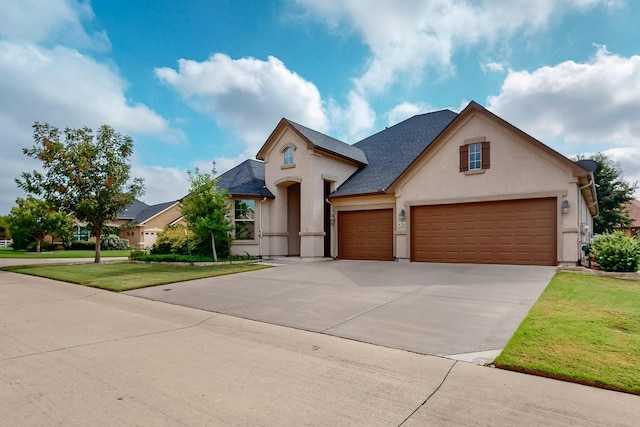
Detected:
[211,231,218,262]
[94,229,101,263]
[36,239,41,253]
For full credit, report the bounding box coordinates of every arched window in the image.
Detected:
[283,147,294,165]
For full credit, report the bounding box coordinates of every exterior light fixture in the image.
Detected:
[329,214,335,225]
[399,209,406,221]
[561,199,570,215]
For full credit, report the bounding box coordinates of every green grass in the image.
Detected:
[495,272,640,395]
[0,248,130,258]
[1,262,269,292]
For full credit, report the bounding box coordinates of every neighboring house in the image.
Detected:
[622,199,640,237]
[216,101,598,266]
[117,200,185,249]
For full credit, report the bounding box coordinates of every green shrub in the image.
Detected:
[26,241,55,252]
[151,225,197,255]
[100,234,129,250]
[591,231,640,272]
[69,240,96,250]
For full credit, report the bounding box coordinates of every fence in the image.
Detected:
[0,239,12,248]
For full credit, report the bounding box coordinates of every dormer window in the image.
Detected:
[284,147,294,165]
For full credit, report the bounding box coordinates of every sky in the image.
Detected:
[1,0,640,215]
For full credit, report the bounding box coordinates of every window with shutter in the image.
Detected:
[460,140,490,173]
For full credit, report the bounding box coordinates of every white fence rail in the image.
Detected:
[0,239,12,248]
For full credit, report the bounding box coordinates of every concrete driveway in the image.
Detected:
[126,260,555,361]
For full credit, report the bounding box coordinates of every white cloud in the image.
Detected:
[0,2,180,214]
[155,53,330,151]
[480,62,506,74]
[0,0,110,51]
[131,165,190,205]
[603,147,640,197]
[0,42,173,136]
[296,0,619,94]
[487,46,640,150]
[386,102,430,127]
[328,91,376,142]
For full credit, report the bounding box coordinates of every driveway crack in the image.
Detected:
[398,360,457,426]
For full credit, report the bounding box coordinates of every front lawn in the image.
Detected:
[0,248,130,258]
[495,272,640,395]
[1,262,269,292]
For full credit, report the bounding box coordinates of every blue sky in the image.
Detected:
[1,0,640,214]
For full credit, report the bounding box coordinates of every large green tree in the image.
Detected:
[180,167,232,262]
[576,153,638,234]
[9,196,74,252]
[16,122,144,262]
[0,216,10,240]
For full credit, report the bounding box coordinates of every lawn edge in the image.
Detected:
[495,361,639,396]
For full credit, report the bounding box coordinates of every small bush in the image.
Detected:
[101,234,129,250]
[26,241,55,252]
[591,231,640,272]
[69,240,95,250]
[151,225,197,255]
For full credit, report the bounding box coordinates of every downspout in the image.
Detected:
[259,197,267,259]
[577,175,597,265]
[326,198,334,258]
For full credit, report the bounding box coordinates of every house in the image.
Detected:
[116,200,185,249]
[216,101,598,266]
[622,199,640,237]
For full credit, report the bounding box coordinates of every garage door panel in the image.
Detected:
[339,209,393,261]
[411,198,556,266]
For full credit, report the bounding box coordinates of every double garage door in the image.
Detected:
[338,198,557,266]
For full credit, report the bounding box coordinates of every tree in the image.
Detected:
[0,216,10,239]
[8,196,73,252]
[16,122,144,262]
[576,153,638,234]
[180,167,232,262]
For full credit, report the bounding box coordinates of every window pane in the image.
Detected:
[235,221,255,240]
[284,147,294,165]
[468,143,482,170]
[235,200,255,220]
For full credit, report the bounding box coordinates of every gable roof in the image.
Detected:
[216,159,275,198]
[330,109,458,197]
[130,200,179,225]
[256,118,368,166]
[117,199,149,220]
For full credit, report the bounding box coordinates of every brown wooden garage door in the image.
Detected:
[338,209,394,261]
[411,198,557,266]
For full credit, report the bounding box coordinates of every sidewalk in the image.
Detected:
[1,270,638,426]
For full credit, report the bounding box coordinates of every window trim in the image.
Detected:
[459,140,490,173]
[233,199,256,241]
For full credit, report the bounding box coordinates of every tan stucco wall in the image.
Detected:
[392,112,588,264]
[259,127,360,257]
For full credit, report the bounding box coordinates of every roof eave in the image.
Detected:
[328,190,387,200]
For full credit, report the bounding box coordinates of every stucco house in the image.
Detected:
[116,200,184,249]
[216,101,598,266]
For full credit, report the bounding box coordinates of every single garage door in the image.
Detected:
[339,209,394,261]
[411,198,556,266]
